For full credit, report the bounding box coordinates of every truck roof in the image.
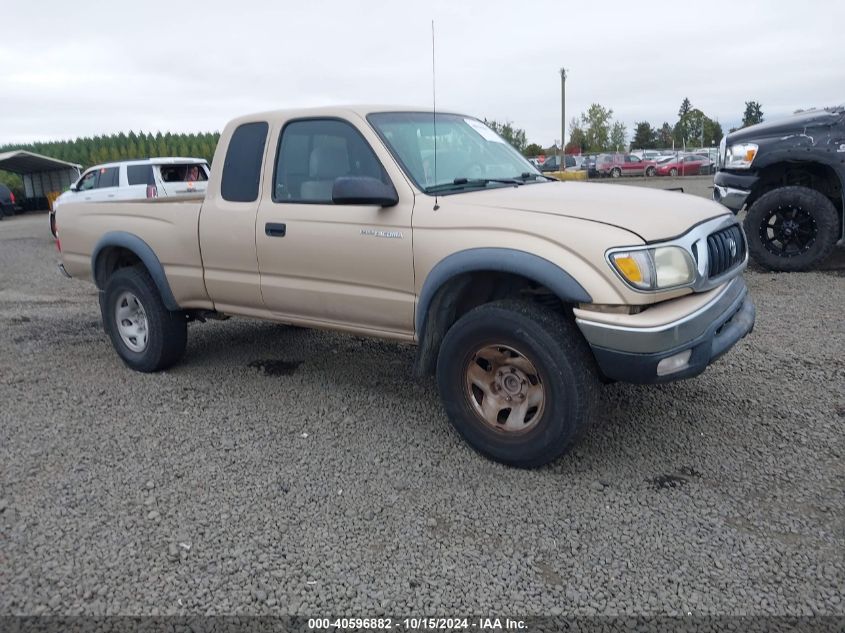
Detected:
[226,105,456,126]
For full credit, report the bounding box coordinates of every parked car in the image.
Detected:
[630,150,662,162]
[539,155,562,172]
[55,105,754,468]
[714,106,845,271]
[693,147,719,164]
[596,153,657,178]
[656,154,713,177]
[0,183,22,219]
[584,155,599,177]
[50,158,210,237]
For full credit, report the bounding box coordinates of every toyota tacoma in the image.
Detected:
[56,106,755,467]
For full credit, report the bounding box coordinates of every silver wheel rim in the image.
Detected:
[464,344,546,435]
[114,291,148,352]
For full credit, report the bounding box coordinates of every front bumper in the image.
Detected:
[576,277,755,384]
[713,171,760,212]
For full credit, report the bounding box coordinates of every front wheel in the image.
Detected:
[610,167,621,178]
[744,186,839,272]
[669,167,678,177]
[436,300,599,468]
[101,266,187,372]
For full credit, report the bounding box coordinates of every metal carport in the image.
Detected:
[0,150,81,210]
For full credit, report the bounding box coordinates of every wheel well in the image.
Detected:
[414,271,569,377]
[749,161,843,213]
[93,246,143,288]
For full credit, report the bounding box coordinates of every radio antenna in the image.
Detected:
[431,19,439,210]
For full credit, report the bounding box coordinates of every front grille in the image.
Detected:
[707,224,746,278]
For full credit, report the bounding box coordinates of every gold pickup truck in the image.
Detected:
[56,106,755,467]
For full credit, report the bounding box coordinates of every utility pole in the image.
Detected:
[560,68,567,167]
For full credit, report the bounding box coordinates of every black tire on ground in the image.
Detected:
[436,299,600,468]
[744,186,839,272]
[646,166,656,177]
[101,266,187,372]
[611,167,621,178]
[670,167,678,177]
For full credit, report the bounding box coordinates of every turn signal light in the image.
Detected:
[614,255,643,283]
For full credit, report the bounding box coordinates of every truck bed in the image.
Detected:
[57,197,211,309]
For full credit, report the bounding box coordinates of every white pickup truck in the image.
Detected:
[56,106,755,467]
[51,157,210,236]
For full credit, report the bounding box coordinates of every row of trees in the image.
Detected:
[566,104,628,153]
[489,99,767,158]
[629,98,724,150]
[0,131,220,169]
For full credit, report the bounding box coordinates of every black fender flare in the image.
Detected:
[91,231,180,311]
[414,248,591,375]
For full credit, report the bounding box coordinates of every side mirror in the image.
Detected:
[332,176,399,207]
[69,184,79,192]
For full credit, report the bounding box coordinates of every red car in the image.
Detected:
[655,154,713,176]
[595,153,657,178]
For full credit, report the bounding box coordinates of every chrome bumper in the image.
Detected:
[713,184,750,212]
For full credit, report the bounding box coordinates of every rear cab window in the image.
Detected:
[221,122,269,202]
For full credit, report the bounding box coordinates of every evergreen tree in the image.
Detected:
[742,101,764,127]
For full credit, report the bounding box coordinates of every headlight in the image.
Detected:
[609,246,696,291]
[724,143,758,169]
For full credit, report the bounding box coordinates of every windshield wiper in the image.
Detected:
[426,177,522,193]
[517,172,555,182]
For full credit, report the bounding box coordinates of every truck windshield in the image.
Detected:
[368,112,544,194]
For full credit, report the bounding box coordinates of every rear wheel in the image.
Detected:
[101,266,187,372]
[646,166,656,177]
[744,186,839,272]
[436,300,599,468]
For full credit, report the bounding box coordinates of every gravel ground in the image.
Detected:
[1,198,843,619]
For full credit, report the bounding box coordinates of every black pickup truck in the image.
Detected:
[713,106,845,271]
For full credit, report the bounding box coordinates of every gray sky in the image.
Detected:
[2,0,843,147]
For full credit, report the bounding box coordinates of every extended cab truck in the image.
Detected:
[56,106,755,468]
[713,107,845,271]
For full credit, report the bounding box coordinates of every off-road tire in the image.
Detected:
[436,300,600,468]
[101,266,187,372]
[744,186,839,272]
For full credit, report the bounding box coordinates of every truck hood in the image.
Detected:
[727,107,844,144]
[441,181,729,242]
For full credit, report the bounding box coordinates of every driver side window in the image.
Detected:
[274,119,389,204]
[78,171,97,191]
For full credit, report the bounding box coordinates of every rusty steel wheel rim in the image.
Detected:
[464,344,546,434]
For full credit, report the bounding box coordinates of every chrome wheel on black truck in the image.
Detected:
[744,186,839,272]
[436,300,599,468]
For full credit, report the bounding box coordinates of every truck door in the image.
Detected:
[198,121,269,312]
[255,117,415,337]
